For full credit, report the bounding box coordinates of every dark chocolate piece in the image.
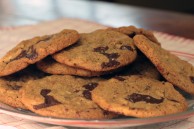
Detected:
[94,46,109,53]
[83,90,92,100]
[83,82,98,91]
[125,93,164,104]
[33,89,61,110]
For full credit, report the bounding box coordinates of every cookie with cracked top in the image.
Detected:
[21,75,117,119]
[107,26,160,45]
[0,65,47,109]
[0,29,80,76]
[36,56,107,77]
[53,30,137,72]
[134,35,194,94]
[92,75,187,118]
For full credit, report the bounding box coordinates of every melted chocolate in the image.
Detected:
[113,76,126,81]
[93,46,120,68]
[83,82,98,91]
[82,82,98,100]
[190,76,194,83]
[93,46,108,53]
[10,46,38,62]
[33,89,61,110]
[125,93,164,104]
[120,45,133,51]
[101,53,120,68]
[83,90,92,100]
[25,46,38,60]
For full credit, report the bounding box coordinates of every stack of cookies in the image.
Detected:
[0,26,193,119]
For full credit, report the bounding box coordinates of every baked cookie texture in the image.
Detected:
[0,29,80,76]
[107,26,160,45]
[21,75,117,119]
[53,30,137,72]
[0,65,46,109]
[36,56,107,77]
[118,56,161,80]
[134,35,194,94]
[92,75,187,118]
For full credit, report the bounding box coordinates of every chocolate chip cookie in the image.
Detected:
[107,26,160,45]
[21,75,117,119]
[0,65,46,109]
[53,30,137,72]
[119,56,161,80]
[0,29,80,76]
[92,75,187,118]
[36,56,106,77]
[134,35,194,94]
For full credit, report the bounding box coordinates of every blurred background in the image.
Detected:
[97,0,194,14]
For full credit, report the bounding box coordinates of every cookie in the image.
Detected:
[92,75,187,118]
[21,75,117,119]
[119,56,161,80]
[53,30,137,72]
[36,56,106,77]
[0,29,80,76]
[0,65,47,109]
[134,35,194,94]
[107,26,160,45]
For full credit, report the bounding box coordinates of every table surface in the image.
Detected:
[0,0,194,39]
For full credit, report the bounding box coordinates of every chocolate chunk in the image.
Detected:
[10,46,38,62]
[125,93,164,104]
[120,45,133,51]
[25,46,38,60]
[101,53,120,68]
[33,89,61,110]
[113,76,126,81]
[190,76,194,83]
[83,82,98,91]
[127,32,136,38]
[102,60,120,68]
[93,46,120,68]
[104,53,119,59]
[83,90,92,100]
[93,46,109,53]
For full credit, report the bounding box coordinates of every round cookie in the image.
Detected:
[36,56,107,77]
[0,65,47,109]
[134,35,194,94]
[92,75,187,118]
[21,75,117,119]
[119,56,161,80]
[107,26,160,45]
[53,30,137,72]
[0,29,80,76]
